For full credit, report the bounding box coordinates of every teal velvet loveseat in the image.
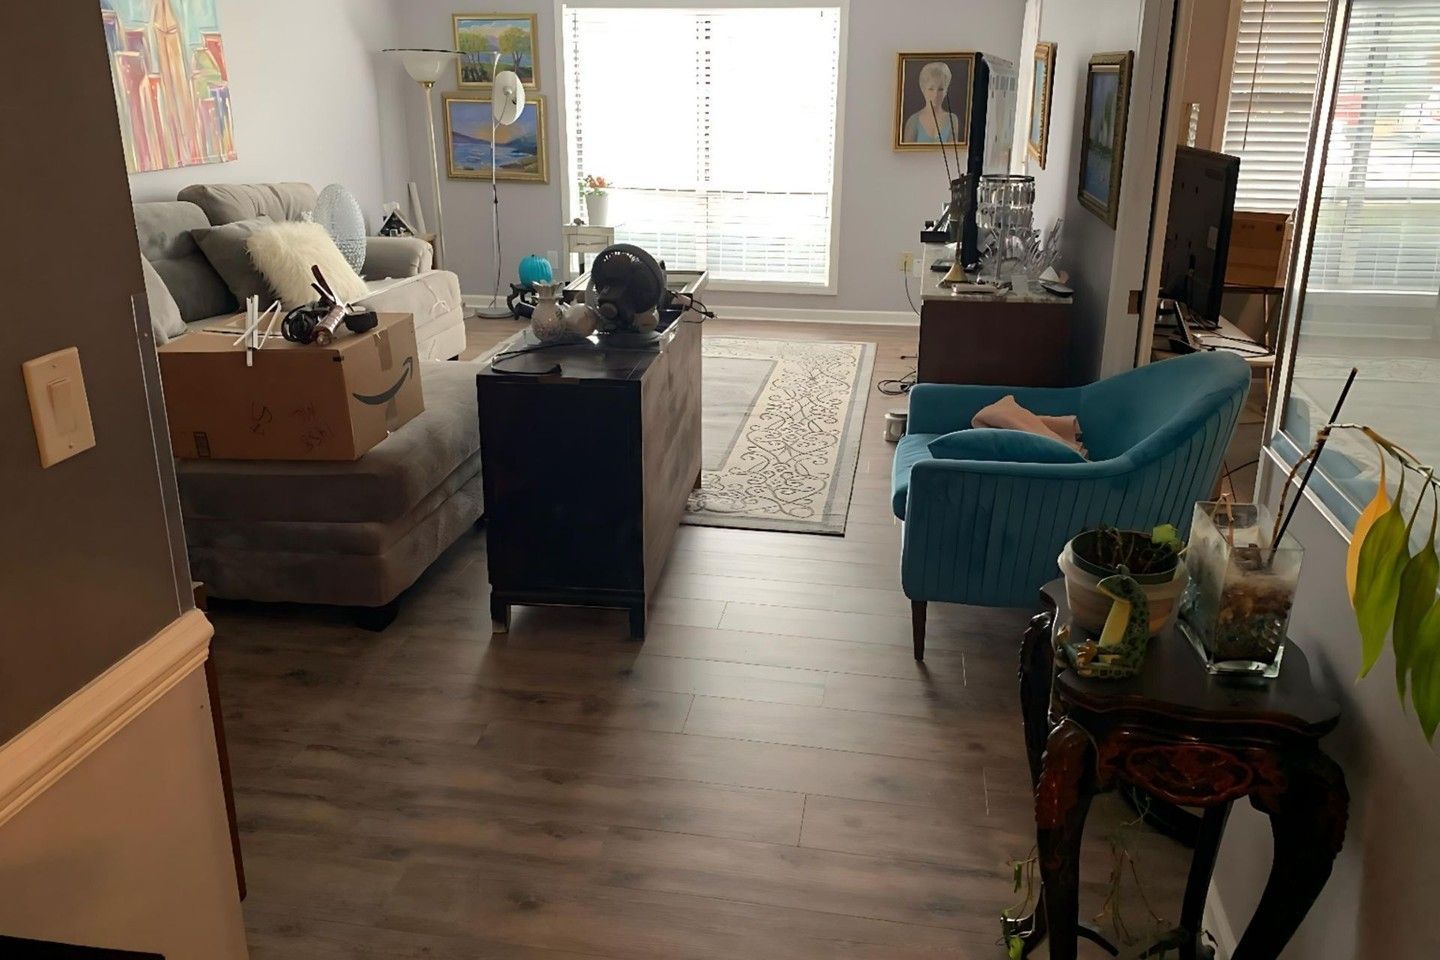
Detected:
[891,351,1251,659]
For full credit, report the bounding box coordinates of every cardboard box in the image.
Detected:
[1226,211,1291,288]
[158,312,424,460]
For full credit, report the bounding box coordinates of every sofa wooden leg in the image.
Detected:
[911,601,927,661]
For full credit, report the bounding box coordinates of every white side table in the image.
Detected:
[561,223,617,279]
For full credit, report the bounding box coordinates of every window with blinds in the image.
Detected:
[1307,0,1440,294]
[1220,0,1330,214]
[561,5,843,288]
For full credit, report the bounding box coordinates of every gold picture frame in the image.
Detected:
[443,93,548,183]
[1078,51,1134,228]
[453,13,539,90]
[1027,42,1056,169]
[893,52,975,152]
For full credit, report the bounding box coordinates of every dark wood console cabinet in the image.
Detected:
[477,320,702,638]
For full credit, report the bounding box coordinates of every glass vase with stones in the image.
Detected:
[1180,501,1304,679]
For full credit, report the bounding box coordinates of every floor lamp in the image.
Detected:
[385,48,459,270]
[476,53,527,318]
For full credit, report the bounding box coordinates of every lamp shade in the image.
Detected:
[492,70,526,125]
[384,47,458,84]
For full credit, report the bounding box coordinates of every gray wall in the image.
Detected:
[1016,0,1174,379]
[1227,461,1440,957]
[382,0,1027,317]
[126,0,400,229]
[0,4,185,742]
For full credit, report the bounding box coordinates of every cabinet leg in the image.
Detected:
[911,600,927,661]
[490,595,510,634]
[1180,803,1232,939]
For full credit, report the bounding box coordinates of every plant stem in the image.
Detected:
[1270,368,1358,564]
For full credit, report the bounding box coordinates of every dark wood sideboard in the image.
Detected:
[477,320,702,638]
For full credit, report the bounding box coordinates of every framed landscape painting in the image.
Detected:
[1078,51,1134,227]
[101,0,237,173]
[453,13,538,88]
[894,52,974,151]
[1028,42,1056,169]
[444,93,547,183]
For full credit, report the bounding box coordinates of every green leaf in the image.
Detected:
[1411,615,1440,741]
[1151,523,1181,550]
[1006,935,1024,960]
[1394,500,1439,700]
[1354,475,1410,679]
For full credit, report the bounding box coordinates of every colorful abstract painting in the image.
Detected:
[101,0,237,173]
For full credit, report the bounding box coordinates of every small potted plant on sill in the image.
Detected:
[580,173,610,226]
[1059,524,1187,636]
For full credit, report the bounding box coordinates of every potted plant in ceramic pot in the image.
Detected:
[580,173,610,226]
[1059,525,1187,635]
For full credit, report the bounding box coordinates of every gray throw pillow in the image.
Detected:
[192,215,278,306]
[141,256,187,344]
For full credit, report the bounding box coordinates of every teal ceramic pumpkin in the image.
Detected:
[518,254,554,287]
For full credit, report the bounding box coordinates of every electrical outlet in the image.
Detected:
[899,251,914,274]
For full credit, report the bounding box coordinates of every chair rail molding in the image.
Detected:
[0,609,212,828]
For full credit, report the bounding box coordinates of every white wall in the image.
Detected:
[126,0,400,228]
[1207,459,1440,958]
[1015,0,1176,379]
[380,0,1027,317]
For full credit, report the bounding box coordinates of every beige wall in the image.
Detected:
[1181,0,1237,150]
[0,663,247,960]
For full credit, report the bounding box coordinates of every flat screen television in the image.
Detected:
[1161,146,1240,325]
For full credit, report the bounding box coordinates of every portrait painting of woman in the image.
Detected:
[895,52,974,151]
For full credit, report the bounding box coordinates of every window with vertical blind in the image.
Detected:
[1221,0,1330,214]
[561,5,843,289]
[1306,0,1440,294]
[1275,0,1440,536]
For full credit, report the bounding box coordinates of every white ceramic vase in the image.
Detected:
[529,282,570,342]
[585,192,609,227]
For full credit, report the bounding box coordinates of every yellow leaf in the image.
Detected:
[1347,444,1391,602]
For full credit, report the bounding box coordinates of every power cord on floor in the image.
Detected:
[877,369,917,396]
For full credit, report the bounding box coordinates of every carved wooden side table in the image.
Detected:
[1011,582,1347,960]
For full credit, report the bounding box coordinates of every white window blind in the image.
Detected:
[1307,0,1440,294]
[562,5,842,287]
[1221,0,1329,214]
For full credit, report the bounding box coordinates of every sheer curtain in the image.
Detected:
[562,5,843,289]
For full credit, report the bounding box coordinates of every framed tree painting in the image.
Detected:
[1028,42,1056,169]
[443,93,548,183]
[1078,51,1134,227]
[894,52,975,151]
[453,13,538,88]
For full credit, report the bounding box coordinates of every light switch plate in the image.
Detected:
[22,347,96,468]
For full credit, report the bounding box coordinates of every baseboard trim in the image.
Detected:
[460,296,921,327]
[0,609,212,828]
[707,305,920,326]
[1204,882,1238,958]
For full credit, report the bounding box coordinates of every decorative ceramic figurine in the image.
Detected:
[558,301,598,338]
[1062,572,1153,679]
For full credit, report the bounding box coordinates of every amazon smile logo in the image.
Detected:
[352,356,414,405]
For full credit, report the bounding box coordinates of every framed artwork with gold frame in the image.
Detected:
[1028,42,1056,169]
[443,93,548,183]
[1078,51,1134,227]
[453,13,539,89]
[893,52,975,151]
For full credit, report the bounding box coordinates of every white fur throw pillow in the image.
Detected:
[246,221,369,309]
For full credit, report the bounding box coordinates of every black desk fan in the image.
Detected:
[586,244,668,348]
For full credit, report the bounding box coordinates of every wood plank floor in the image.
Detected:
[213,317,1188,959]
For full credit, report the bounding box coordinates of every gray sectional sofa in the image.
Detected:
[136,181,483,624]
